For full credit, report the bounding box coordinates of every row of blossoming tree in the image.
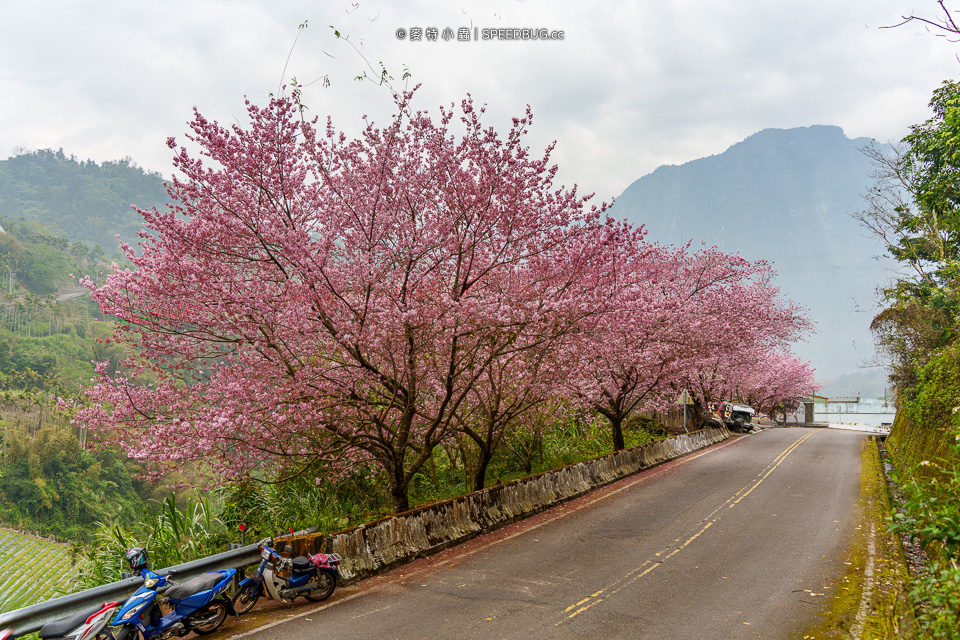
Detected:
[74,89,817,513]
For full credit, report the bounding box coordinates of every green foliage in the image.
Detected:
[409,447,466,508]
[0,314,156,566]
[0,423,144,542]
[873,80,960,316]
[541,412,656,468]
[70,521,138,591]
[888,343,960,477]
[218,416,661,536]
[220,474,381,536]
[409,413,657,508]
[0,148,168,254]
[908,558,960,639]
[861,80,960,400]
[0,316,132,399]
[891,424,960,637]
[887,345,960,638]
[148,494,227,567]
[70,494,228,591]
[863,81,960,633]
[0,216,80,296]
[0,173,197,561]
[905,343,960,442]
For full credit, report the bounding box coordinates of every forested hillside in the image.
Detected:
[0,206,150,541]
[0,148,167,253]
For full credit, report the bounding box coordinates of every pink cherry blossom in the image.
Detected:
[76,88,817,510]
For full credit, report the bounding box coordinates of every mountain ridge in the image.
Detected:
[609,125,893,395]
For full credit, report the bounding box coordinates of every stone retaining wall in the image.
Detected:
[317,428,728,582]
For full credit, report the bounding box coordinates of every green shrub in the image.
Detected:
[70,493,227,591]
[890,343,960,638]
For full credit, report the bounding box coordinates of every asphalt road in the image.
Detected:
[229,427,866,640]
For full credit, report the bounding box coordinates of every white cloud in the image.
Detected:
[1,0,958,201]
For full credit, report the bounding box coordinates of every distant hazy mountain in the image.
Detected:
[608,125,894,396]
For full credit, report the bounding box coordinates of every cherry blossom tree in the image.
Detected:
[442,214,643,490]
[576,241,813,446]
[572,239,687,450]
[736,350,819,422]
[76,88,627,513]
[452,347,555,491]
[676,258,814,427]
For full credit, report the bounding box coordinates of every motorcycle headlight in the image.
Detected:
[118,609,139,622]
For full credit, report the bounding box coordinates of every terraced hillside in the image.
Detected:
[0,530,76,613]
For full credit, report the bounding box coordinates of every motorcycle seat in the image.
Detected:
[292,556,312,572]
[38,604,104,639]
[165,572,224,600]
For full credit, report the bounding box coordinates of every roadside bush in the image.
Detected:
[219,473,381,538]
[890,344,960,638]
[893,439,960,638]
[70,493,227,591]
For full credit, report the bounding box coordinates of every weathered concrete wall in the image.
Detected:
[320,428,728,582]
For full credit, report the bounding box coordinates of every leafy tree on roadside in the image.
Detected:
[859,81,960,319]
[857,21,960,634]
[857,80,960,409]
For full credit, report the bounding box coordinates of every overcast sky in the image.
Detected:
[2,0,959,203]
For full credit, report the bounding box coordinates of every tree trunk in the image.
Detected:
[688,402,706,430]
[611,416,625,452]
[473,446,492,491]
[390,483,410,514]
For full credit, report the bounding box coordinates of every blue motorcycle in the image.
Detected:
[232,538,340,614]
[111,548,236,640]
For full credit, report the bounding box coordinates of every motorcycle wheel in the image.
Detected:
[303,570,336,602]
[233,582,261,615]
[112,626,136,640]
[191,600,228,635]
[95,632,116,640]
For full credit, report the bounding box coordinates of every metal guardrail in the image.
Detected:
[0,428,730,637]
[0,543,262,637]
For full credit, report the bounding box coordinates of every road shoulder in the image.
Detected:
[795,435,914,639]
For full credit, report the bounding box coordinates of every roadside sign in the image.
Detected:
[677,389,694,405]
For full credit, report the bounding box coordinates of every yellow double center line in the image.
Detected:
[559,429,822,623]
